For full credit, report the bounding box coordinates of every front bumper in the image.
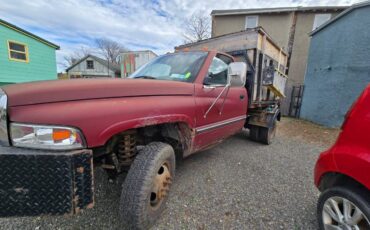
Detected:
[0,146,94,217]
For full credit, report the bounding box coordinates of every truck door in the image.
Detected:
[193,54,247,151]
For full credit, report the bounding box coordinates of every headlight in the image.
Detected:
[10,123,86,150]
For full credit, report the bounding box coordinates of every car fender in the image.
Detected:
[334,150,370,190]
[314,149,338,188]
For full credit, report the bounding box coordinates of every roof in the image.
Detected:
[211,6,348,16]
[0,19,60,49]
[310,1,370,36]
[66,54,121,72]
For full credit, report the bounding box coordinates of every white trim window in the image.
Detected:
[86,60,94,69]
[245,15,259,29]
[313,14,331,30]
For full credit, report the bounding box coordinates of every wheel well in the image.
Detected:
[94,122,193,179]
[138,122,193,159]
[102,122,193,160]
[318,172,369,193]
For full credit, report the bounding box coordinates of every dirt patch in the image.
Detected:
[278,117,340,148]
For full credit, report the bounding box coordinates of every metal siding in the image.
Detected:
[0,24,57,83]
[120,51,157,77]
[300,6,370,127]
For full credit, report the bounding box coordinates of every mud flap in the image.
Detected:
[0,147,94,217]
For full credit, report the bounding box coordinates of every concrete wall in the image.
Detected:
[289,12,341,85]
[300,6,370,127]
[212,13,292,49]
[212,15,246,37]
[0,24,57,84]
[67,57,115,78]
[258,13,292,49]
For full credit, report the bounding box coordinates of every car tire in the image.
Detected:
[259,122,276,145]
[317,186,370,230]
[119,142,175,230]
[249,125,260,141]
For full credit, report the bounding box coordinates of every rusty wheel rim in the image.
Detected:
[149,162,172,209]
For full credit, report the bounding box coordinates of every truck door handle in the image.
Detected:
[240,95,245,100]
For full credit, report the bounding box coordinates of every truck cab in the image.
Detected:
[0,50,251,229]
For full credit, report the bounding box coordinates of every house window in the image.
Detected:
[313,14,331,30]
[8,41,28,62]
[245,16,258,29]
[86,60,94,69]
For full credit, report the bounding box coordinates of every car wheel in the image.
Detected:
[317,186,370,230]
[249,125,260,141]
[120,142,175,230]
[259,122,277,145]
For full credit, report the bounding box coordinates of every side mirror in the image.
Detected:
[227,62,247,87]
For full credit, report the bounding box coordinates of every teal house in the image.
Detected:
[0,19,59,85]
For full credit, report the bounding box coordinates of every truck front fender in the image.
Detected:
[99,114,195,146]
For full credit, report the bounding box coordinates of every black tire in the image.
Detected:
[259,122,277,145]
[249,125,260,141]
[317,186,370,230]
[120,142,176,230]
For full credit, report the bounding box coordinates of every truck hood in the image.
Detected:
[2,78,194,107]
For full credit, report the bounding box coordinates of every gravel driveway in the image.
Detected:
[0,118,339,230]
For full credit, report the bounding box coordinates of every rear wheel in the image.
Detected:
[119,142,175,230]
[259,122,277,145]
[249,125,260,141]
[317,186,370,230]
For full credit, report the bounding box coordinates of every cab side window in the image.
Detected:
[204,57,228,85]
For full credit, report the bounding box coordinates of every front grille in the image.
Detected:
[0,88,9,146]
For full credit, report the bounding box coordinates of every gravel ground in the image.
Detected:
[0,118,340,230]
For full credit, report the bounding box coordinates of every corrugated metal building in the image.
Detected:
[121,50,157,77]
[300,1,370,127]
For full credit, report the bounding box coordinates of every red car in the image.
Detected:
[314,85,370,229]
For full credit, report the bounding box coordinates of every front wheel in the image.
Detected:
[119,142,175,230]
[317,186,370,230]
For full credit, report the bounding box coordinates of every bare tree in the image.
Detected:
[95,38,127,64]
[183,11,211,43]
[62,46,92,68]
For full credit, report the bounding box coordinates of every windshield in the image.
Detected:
[129,52,208,82]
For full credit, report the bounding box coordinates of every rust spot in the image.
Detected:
[86,202,94,209]
[76,167,84,174]
[179,123,195,157]
[14,187,29,194]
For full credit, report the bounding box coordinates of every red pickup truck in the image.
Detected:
[0,48,284,229]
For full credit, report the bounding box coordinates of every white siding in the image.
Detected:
[67,57,115,78]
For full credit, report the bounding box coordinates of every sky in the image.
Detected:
[0,0,362,72]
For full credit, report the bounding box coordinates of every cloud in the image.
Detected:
[0,0,361,71]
